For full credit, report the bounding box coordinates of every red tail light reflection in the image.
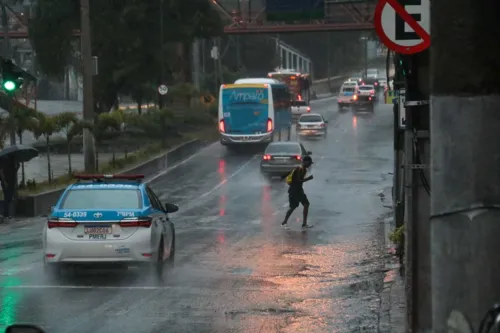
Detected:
[267,119,273,132]
[263,154,271,160]
[306,107,311,112]
[295,155,302,160]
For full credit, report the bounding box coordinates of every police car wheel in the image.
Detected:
[154,239,165,277]
[167,233,175,268]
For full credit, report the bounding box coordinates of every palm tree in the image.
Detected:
[11,107,37,185]
[33,113,60,183]
[89,113,120,171]
[56,112,84,176]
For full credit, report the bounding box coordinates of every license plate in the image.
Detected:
[89,234,107,240]
[84,225,112,235]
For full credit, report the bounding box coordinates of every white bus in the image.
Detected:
[218,78,292,147]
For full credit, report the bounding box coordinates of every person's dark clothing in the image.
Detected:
[286,166,310,209]
[287,166,307,194]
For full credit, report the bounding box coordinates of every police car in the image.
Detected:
[43,174,177,278]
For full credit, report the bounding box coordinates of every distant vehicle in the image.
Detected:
[358,84,376,100]
[338,84,358,109]
[267,69,311,102]
[352,94,375,112]
[291,100,310,118]
[260,141,312,178]
[378,79,387,88]
[218,80,292,147]
[43,174,177,278]
[361,77,381,91]
[348,76,363,84]
[296,113,327,137]
[366,68,379,79]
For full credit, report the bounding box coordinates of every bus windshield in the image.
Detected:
[221,86,269,135]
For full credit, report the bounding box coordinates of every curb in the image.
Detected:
[14,139,208,217]
[378,186,406,333]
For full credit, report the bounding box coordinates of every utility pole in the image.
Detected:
[430,0,500,331]
[80,0,96,172]
[0,0,15,147]
[158,0,165,109]
[217,38,223,85]
[400,51,432,333]
[192,39,201,90]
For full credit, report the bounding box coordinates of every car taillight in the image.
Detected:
[320,123,326,127]
[369,97,372,101]
[119,217,152,228]
[263,154,271,160]
[306,107,311,112]
[353,95,358,100]
[267,118,272,132]
[375,82,378,86]
[47,218,77,229]
[219,120,225,133]
[295,155,302,160]
[371,90,375,94]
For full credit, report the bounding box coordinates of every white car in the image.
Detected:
[43,174,177,278]
[296,113,327,137]
[358,84,376,100]
[338,84,357,108]
[291,100,310,118]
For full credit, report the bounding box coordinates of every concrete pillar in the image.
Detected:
[430,0,500,331]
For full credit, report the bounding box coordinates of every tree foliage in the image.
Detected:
[29,0,223,112]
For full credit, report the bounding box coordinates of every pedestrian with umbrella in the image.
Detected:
[0,145,38,221]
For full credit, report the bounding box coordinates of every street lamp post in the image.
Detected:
[360,36,368,78]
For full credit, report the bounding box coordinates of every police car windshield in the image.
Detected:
[60,188,142,210]
[265,143,301,154]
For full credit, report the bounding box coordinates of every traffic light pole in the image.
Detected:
[430,0,500,331]
[80,0,96,173]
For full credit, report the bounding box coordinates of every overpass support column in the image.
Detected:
[430,0,500,331]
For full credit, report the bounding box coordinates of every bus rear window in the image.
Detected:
[291,101,308,107]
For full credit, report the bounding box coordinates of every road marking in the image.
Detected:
[198,216,219,223]
[200,156,257,198]
[147,142,218,183]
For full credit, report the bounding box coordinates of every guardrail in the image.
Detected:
[14,139,208,217]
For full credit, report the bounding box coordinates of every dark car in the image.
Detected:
[260,141,311,178]
[352,94,375,112]
[361,77,381,91]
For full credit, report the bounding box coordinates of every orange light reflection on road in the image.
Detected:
[261,185,273,231]
[352,116,357,129]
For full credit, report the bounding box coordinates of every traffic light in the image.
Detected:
[1,59,23,93]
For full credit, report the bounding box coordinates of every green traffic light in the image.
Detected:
[3,80,16,91]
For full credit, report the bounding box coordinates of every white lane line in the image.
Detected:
[147,142,218,183]
[199,155,257,198]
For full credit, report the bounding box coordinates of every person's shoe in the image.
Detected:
[281,222,289,228]
[301,224,313,229]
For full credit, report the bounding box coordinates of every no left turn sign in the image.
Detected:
[374,0,430,55]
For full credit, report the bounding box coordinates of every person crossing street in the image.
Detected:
[281,155,314,228]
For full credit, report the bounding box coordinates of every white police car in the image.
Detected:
[43,174,177,278]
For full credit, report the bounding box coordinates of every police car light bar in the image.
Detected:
[74,174,145,180]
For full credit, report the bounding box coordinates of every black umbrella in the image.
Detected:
[0,145,39,163]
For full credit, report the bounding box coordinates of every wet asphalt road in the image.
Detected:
[0,96,393,333]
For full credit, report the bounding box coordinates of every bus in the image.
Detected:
[218,78,292,147]
[267,69,311,102]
